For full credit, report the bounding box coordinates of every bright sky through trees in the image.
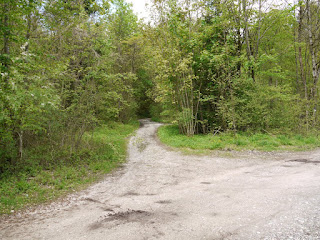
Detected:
[127,0,151,21]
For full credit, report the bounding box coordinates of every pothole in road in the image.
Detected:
[104,209,152,222]
[155,200,172,204]
[88,209,153,230]
[121,191,140,197]
[200,182,212,185]
[282,165,294,167]
[288,159,320,164]
[83,197,101,203]
[88,209,179,231]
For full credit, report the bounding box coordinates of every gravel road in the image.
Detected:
[1,119,320,240]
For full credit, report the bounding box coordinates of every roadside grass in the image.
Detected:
[158,125,320,153]
[0,121,139,215]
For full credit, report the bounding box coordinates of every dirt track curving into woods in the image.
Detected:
[1,119,320,239]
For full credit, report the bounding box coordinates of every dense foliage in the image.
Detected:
[0,121,139,214]
[148,0,320,136]
[0,0,147,173]
[1,0,320,173]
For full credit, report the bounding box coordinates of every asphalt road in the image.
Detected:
[1,119,320,239]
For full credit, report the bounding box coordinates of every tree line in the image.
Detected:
[149,0,320,136]
[1,0,320,171]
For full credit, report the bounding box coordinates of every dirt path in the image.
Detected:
[1,119,320,240]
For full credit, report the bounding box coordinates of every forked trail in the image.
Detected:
[1,119,320,239]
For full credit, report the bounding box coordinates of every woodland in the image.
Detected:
[1,0,320,179]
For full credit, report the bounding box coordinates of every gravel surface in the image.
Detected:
[1,119,320,240]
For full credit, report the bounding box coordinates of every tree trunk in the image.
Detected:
[242,0,255,82]
[306,0,320,124]
[2,1,10,84]
[25,12,31,52]
[297,3,309,131]
[18,130,23,160]
[243,0,251,60]
[306,0,319,99]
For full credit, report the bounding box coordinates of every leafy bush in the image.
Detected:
[0,121,138,215]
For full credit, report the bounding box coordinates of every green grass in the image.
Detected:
[0,121,139,215]
[158,125,320,153]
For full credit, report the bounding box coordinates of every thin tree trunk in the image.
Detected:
[18,130,23,160]
[293,8,300,94]
[242,0,255,82]
[297,3,309,131]
[25,12,31,52]
[306,0,319,99]
[255,0,262,60]
[243,0,251,61]
[306,0,319,125]
[2,1,10,84]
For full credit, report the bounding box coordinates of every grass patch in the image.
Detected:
[0,121,139,215]
[158,125,320,153]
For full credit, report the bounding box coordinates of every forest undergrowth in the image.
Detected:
[0,122,138,215]
[158,125,320,153]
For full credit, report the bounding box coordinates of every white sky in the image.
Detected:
[126,0,152,21]
[126,0,296,22]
